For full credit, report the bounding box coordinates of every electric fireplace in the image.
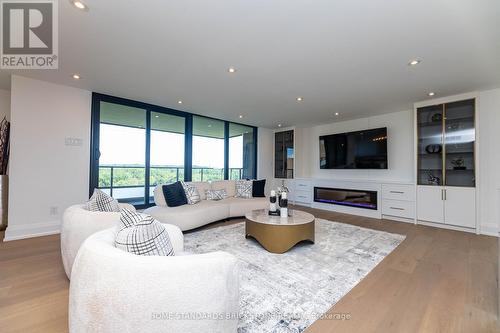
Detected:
[314,187,378,210]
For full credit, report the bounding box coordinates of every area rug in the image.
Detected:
[183,219,405,333]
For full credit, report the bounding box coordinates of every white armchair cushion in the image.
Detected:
[85,189,120,212]
[69,228,239,333]
[115,209,174,256]
[61,203,136,279]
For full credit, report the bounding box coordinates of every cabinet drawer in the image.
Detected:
[382,184,415,202]
[382,199,415,219]
[295,180,312,191]
[294,190,312,203]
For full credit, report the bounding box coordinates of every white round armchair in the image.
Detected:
[69,228,240,333]
[61,203,135,279]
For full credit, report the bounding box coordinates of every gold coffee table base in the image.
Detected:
[245,211,315,254]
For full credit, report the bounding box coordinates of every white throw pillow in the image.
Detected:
[235,180,253,199]
[115,208,174,256]
[86,189,120,212]
[180,181,201,205]
[205,189,227,201]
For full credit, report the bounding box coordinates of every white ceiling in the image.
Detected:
[1,0,499,128]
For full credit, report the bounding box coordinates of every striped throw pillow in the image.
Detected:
[86,189,120,212]
[115,208,174,256]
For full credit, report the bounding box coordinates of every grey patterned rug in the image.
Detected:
[183,219,405,333]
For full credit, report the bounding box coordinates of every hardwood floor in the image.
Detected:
[0,206,498,332]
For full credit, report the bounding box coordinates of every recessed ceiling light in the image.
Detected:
[277,124,282,128]
[428,92,435,96]
[239,115,243,119]
[72,74,80,80]
[296,97,303,102]
[177,100,182,104]
[155,115,159,118]
[408,59,421,66]
[228,67,236,73]
[71,0,88,11]
[334,112,339,116]
[208,124,212,128]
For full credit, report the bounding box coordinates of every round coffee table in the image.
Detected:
[245,209,315,254]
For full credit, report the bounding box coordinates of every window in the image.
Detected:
[90,94,258,208]
[192,116,225,181]
[97,102,147,205]
[229,123,255,179]
[149,112,185,203]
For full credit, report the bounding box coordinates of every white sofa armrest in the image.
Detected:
[69,229,239,333]
[163,223,184,253]
[61,204,137,279]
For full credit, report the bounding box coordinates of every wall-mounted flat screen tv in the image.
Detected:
[319,127,388,169]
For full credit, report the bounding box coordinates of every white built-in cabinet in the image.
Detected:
[415,95,478,231]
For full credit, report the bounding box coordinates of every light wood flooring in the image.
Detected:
[0,206,498,332]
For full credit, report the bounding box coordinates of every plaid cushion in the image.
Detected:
[180,181,201,205]
[205,189,227,201]
[115,208,174,256]
[235,180,253,198]
[86,189,120,212]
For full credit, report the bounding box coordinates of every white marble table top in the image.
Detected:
[245,209,315,226]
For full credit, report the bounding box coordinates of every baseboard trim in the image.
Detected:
[480,223,499,237]
[3,220,61,241]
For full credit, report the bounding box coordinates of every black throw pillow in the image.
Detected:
[162,181,188,207]
[252,179,266,197]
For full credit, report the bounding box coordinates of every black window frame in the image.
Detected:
[90,92,258,209]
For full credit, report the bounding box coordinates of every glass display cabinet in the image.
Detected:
[417,99,475,187]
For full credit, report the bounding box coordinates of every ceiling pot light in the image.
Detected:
[428,92,435,96]
[296,97,303,102]
[228,67,236,73]
[71,0,88,11]
[177,100,183,104]
[239,115,243,119]
[408,59,421,66]
[334,112,339,116]
[277,124,282,128]
[72,74,80,80]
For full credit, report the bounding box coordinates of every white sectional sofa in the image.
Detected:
[144,180,267,231]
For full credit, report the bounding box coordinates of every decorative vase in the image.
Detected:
[0,175,8,231]
[269,190,277,213]
[280,192,288,218]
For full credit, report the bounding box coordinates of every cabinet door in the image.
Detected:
[417,186,444,223]
[417,105,444,186]
[444,99,475,187]
[443,187,476,228]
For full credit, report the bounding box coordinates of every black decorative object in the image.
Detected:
[425,144,442,154]
[426,171,440,185]
[451,157,466,170]
[0,117,10,175]
[268,209,280,216]
[431,113,443,122]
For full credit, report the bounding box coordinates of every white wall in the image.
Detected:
[0,89,10,121]
[477,88,500,236]
[296,110,414,182]
[5,76,91,241]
